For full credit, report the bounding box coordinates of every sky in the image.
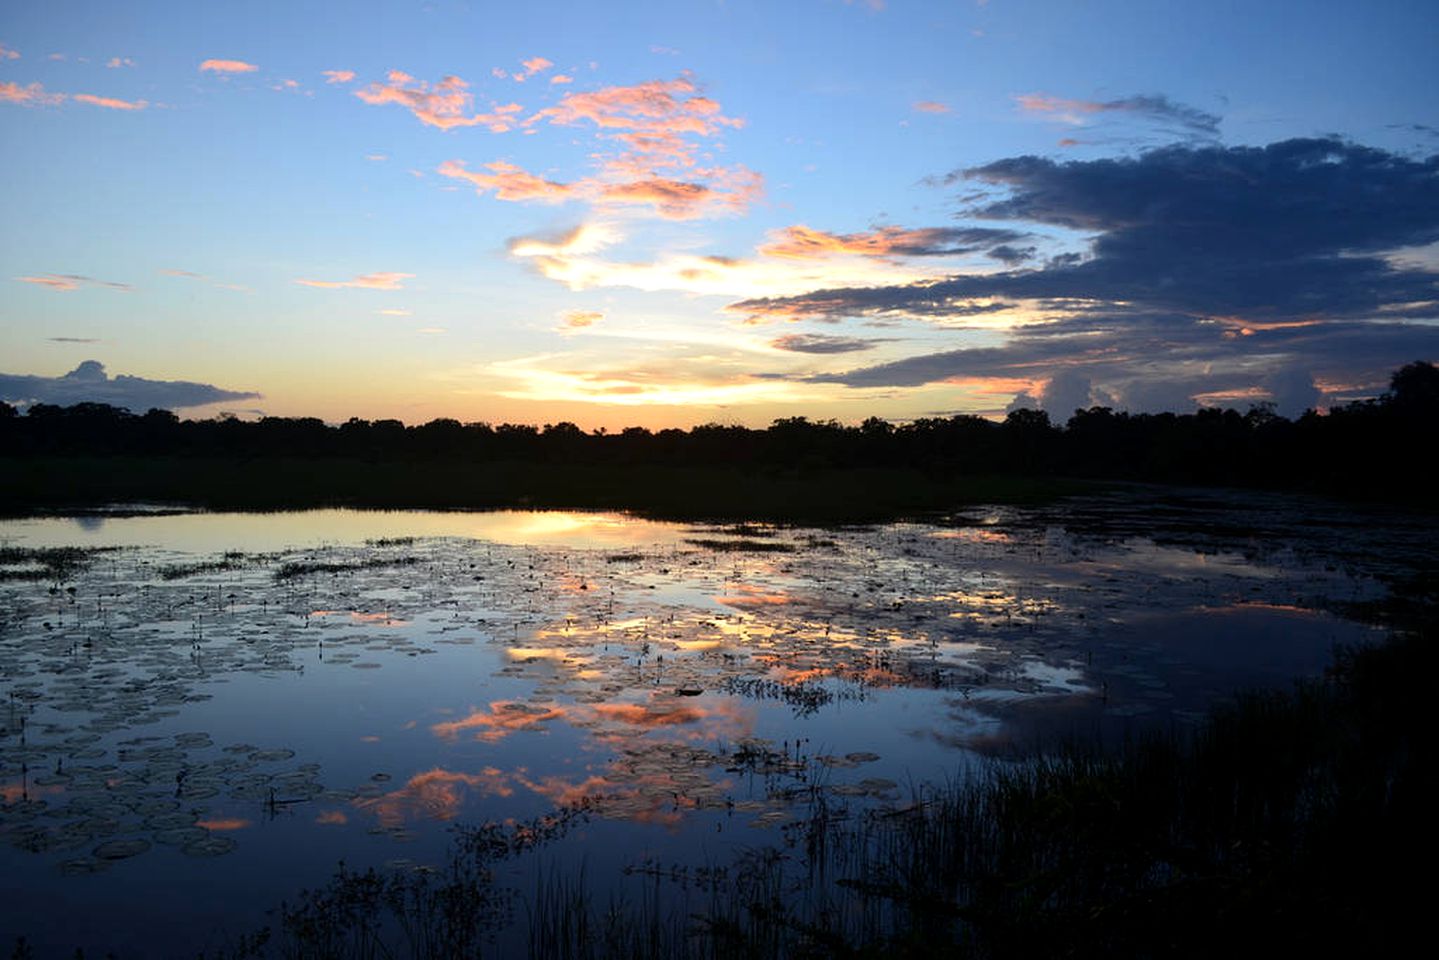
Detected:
[2,0,1437,428]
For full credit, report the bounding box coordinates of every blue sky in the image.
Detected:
[2,0,1436,426]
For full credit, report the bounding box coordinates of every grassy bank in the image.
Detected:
[0,456,1096,522]
[179,623,1432,960]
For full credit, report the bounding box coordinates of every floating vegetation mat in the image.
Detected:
[0,496,1433,954]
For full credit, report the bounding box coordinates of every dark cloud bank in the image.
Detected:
[0,361,259,411]
[740,137,1439,416]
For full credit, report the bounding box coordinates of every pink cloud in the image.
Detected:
[16,273,131,292]
[437,159,577,202]
[1,80,65,106]
[550,74,574,85]
[514,56,553,81]
[355,70,518,131]
[322,69,356,84]
[73,93,147,110]
[105,57,135,69]
[294,271,413,290]
[0,43,19,61]
[912,100,950,114]
[199,59,259,74]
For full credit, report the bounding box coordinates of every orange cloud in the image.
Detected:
[199,59,259,74]
[759,224,981,260]
[431,701,568,742]
[195,818,251,831]
[437,159,577,202]
[315,810,348,825]
[355,70,520,131]
[294,271,413,290]
[1014,93,1103,116]
[361,767,513,827]
[558,309,603,332]
[105,57,135,69]
[322,69,355,84]
[551,74,574,85]
[913,100,950,114]
[73,93,147,110]
[1,80,64,106]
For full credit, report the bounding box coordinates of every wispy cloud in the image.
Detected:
[199,58,259,74]
[770,333,883,354]
[72,92,147,110]
[16,273,131,292]
[295,271,413,290]
[437,159,577,202]
[550,74,573,85]
[1014,92,1220,138]
[322,69,356,84]
[0,43,19,61]
[355,70,520,131]
[160,268,248,292]
[912,100,950,114]
[47,337,100,343]
[759,224,1024,260]
[1,80,65,106]
[105,57,135,69]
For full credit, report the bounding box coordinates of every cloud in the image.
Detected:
[1,80,65,106]
[770,333,882,354]
[742,138,1439,323]
[759,224,1024,260]
[355,70,520,131]
[508,221,941,300]
[322,69,355,84]
[551,74,573,85]
[105,57,135,69]
[738,138,1439,413]
[72,93,147,110]
[913,100,950,114]
[558,309,603,332]
[1015,92,1220,138]
[514,56,553,81]
[47,337,99,343]
[437,159,576,203]
[0,361,259,411]
[199,59,259,74]
[441,158,761,219]
[159,268,248,292]
[16,273,130,292]
[0,43,19,60]
[377,307,412,316]
[295,271,412,290]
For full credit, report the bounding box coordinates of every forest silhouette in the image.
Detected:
[3,361,1435,516]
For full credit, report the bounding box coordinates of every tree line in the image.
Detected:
[3,361,1435,499]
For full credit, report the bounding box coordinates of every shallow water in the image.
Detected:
[0,492,1430,956]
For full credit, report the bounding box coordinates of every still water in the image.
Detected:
[0,492,1427,955]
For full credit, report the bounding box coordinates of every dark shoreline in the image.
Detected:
[0,456,1102,523]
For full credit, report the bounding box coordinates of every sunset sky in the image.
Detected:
[2,0,1436,428]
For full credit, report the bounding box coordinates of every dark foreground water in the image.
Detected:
[0,490,1431,956]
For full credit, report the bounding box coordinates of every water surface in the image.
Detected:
[1,493,1427,955]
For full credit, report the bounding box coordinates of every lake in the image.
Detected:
[0,490,1430,956]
